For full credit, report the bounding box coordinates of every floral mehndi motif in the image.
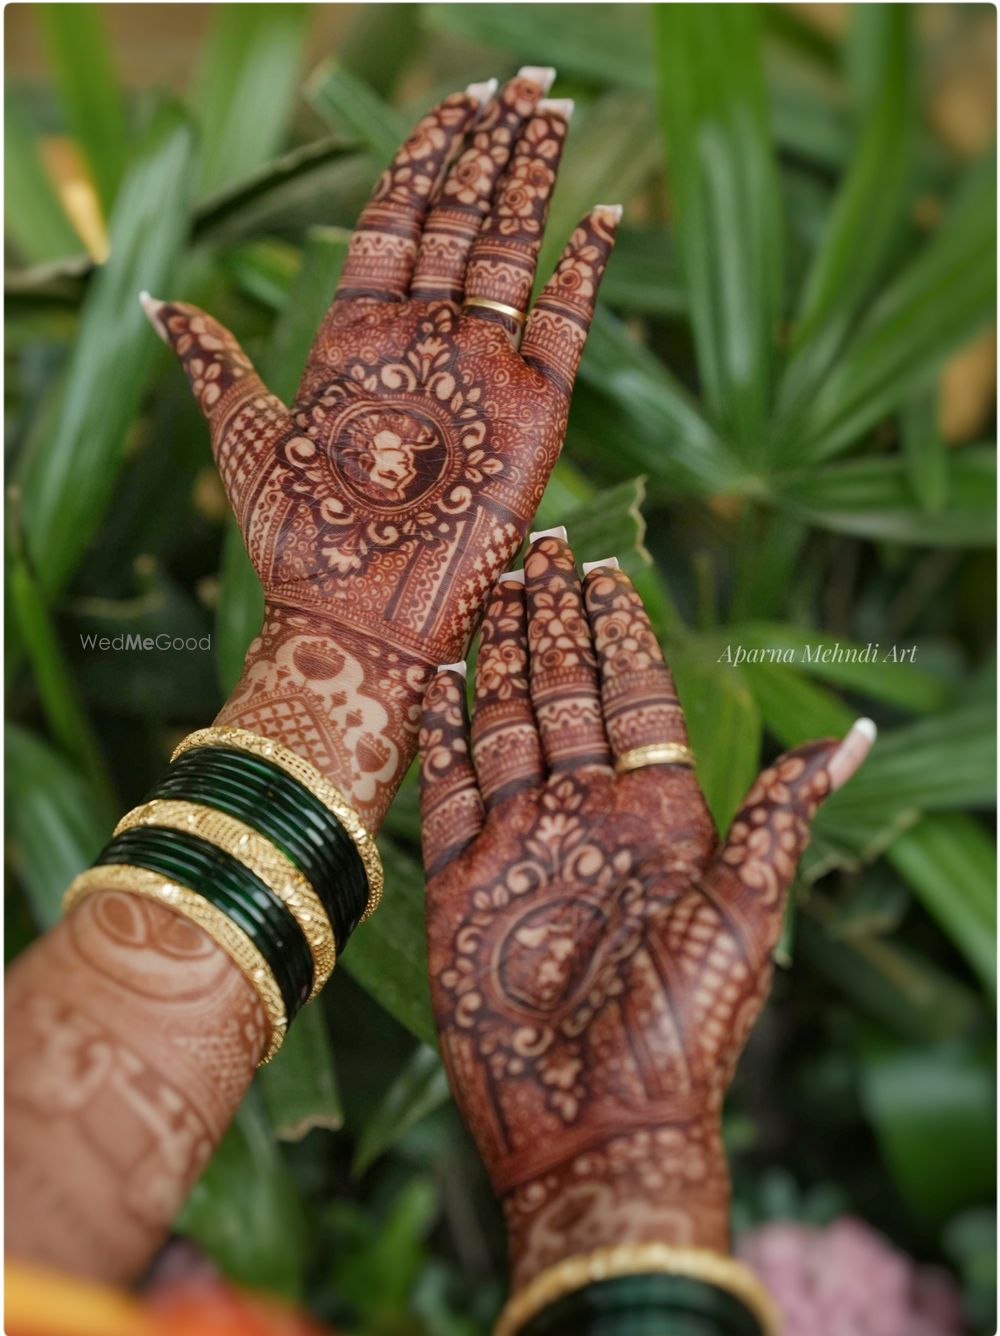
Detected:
[419,536,875,1288]
[145,73,620,829]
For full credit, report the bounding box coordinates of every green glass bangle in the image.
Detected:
[98,826,313,1019]
[516,1272,765,1336]
[153,746,368,949]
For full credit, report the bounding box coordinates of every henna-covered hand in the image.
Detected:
[419,533,874,1287]
[145,71,620,828]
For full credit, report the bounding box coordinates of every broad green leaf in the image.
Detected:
[39,3,129,212]
[778,6,914,430]
[792,157,996,460]
[353,1044,450,1174]
[887,814,996,995]
[901,385,949,513]
[257,1001,343,1140]
[739,659,853,745]
[191,3,310,197]
[4,724,109,930]
[18,104,193,597]
[859,1039,995,1223]
[597,227,686,316]
[342,839,436,1047]
[774,446,996,547]
[4,91,84,264]
[655,5,782,460]
[798,899,978,1043]
[8,548,115,817]
[176,1092,306,1298]
[306,60,408,165]
[671,647,761,831]
[726,623,951,715]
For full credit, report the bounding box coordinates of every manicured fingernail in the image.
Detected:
[828,717,877,792]
[139,291,169,342]
[517,65,556,94]
[498,569,525,585]
[594,203,624,222]
[466,78,498,105]
[582,557,620,574]
[436,661,468,680]
[529,525,568,544]
[538,97,574,122]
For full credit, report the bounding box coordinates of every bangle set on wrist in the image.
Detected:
[62,725,382,1064]
[494,1244,778,1336]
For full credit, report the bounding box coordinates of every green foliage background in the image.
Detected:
[5,4,996,1331]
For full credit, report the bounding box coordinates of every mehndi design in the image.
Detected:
[419,535,874,1288]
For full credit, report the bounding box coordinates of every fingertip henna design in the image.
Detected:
[419,669,484,878]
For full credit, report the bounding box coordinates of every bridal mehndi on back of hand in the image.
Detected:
[5,64,873,1336]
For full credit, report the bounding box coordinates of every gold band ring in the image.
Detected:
[462,296,527,326]
[615,742,696,774]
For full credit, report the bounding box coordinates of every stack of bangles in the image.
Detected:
[61,726,382,1063]
[493,1243,779,1336]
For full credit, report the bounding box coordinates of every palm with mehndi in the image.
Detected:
[419,533,875,1286]
[145,71,619,827]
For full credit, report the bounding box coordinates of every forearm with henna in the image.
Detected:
[6,73,620,1283]
[419,536,874,1290]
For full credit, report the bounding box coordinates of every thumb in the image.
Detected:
[704,718,876,958]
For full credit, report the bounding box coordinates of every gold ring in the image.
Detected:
[615,742,695,774]
[462,296,527,326]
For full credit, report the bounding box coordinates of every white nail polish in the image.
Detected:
[517,65,556,94]
[436,661,468,680]
[498,569,526,585]
[828,717,877,792]
[582,557,620,575]
[538,97,574,122]
[529,525,568,544]
[139,291,169,343]
[594,203,624,222]
[466,77,498,105]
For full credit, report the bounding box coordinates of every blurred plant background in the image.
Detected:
[4,3,997,1333]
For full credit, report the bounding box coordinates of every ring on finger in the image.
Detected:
[615,742,695,774]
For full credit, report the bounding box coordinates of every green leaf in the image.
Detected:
[792,157,996,461]
[18,104,193,598]
[655,5,782,459]
[257,1001,343,1140]
[340,4,423,98]
[176,1092,306,1298]
[597,227,686,316]
[4,724,108,929]
[777,6,915,431]
[342,837,436,1047]
[305,60,408,165]
[671,647,762,831]
[537,476,651,579]
[901,384,949,513]
[39,3,129,212]
[221,237,301,311]
[739,658,854,744]
[353,1044,450,1175]
[215,519,264,696]
[4,91,84,264]
[887,814,996,995]
[859,1038,995,1222]
[262,225,351,401]
[191,3,310,197]
[774,446,996,547]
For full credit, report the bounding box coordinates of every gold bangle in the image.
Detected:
[63,865,288,1064]
[115,799,335,998]
[172,726,384,921]
[462,296,527,326]
[493,1243,779,1336]
[615,742,696,774]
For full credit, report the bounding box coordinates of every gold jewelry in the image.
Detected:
[615,741,696,774]
[172,726,383,920]
[115,799,335,997]
[462,296,527,326]
[63,866,288,1063]
[493,1243,779,1336]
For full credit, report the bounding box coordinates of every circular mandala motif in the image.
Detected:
[497,897,608,1015]
[326,401,450,511]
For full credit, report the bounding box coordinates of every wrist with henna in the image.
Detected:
[418,534,876,1296]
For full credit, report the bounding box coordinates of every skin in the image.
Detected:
[419,535,872,1288]
[6,73,619,1283]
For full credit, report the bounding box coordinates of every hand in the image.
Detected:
[145,72,620,826]
[418,533,874,1286]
